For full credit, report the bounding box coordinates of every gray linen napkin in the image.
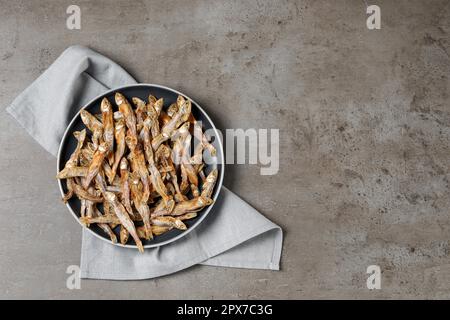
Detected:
[6,45,283,280]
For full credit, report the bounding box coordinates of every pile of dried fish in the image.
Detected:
[57,93,218,252]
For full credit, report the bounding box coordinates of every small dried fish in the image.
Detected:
[137,225,172,238]
[146,98,161,137]
[85,187,97,218]
[101,97,115,166]
[180,134,198,187]
[129,173,153,240]
[105,192,143,253]
[132,97,147,130]
[80,110,103,148]
[177,212,198,221]
[80,213,142,225]
[102,161,115,184]
[172,196,213,216]
[103,198,114,230]
[143,120,174,211]
[82,186,117,244]
[116,93,137,148]
[80,214,120,225]
[93,207,117,244]
[151,196,213,217]
[82,142,108,189]
[201,169,218,199]
[67,130,86,167]
[119,158,134,215]
[150,96,163,115]
[110,118,126,181]
[171,122,190,169]
[151,98,191,150]
[129,144,151,203]
[72,180,104,203]
[94,173,107,195]
[156,144,186,202]
[190,112,216,156]
[80,110,103,133]
[63,177,75,203]
[167,102,178,117]
[59,130,86,202]
[192,119,204,160]
[151,216,187,230]
[56,166,88,179]
[120,225,130,245]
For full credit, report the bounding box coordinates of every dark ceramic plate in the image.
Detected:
[57,84,224,249]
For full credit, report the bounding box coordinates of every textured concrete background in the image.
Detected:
[0,0,449,299]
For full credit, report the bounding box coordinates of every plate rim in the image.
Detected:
[56,83,225,249]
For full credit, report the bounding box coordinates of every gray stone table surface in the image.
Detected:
[1,0,449,299]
